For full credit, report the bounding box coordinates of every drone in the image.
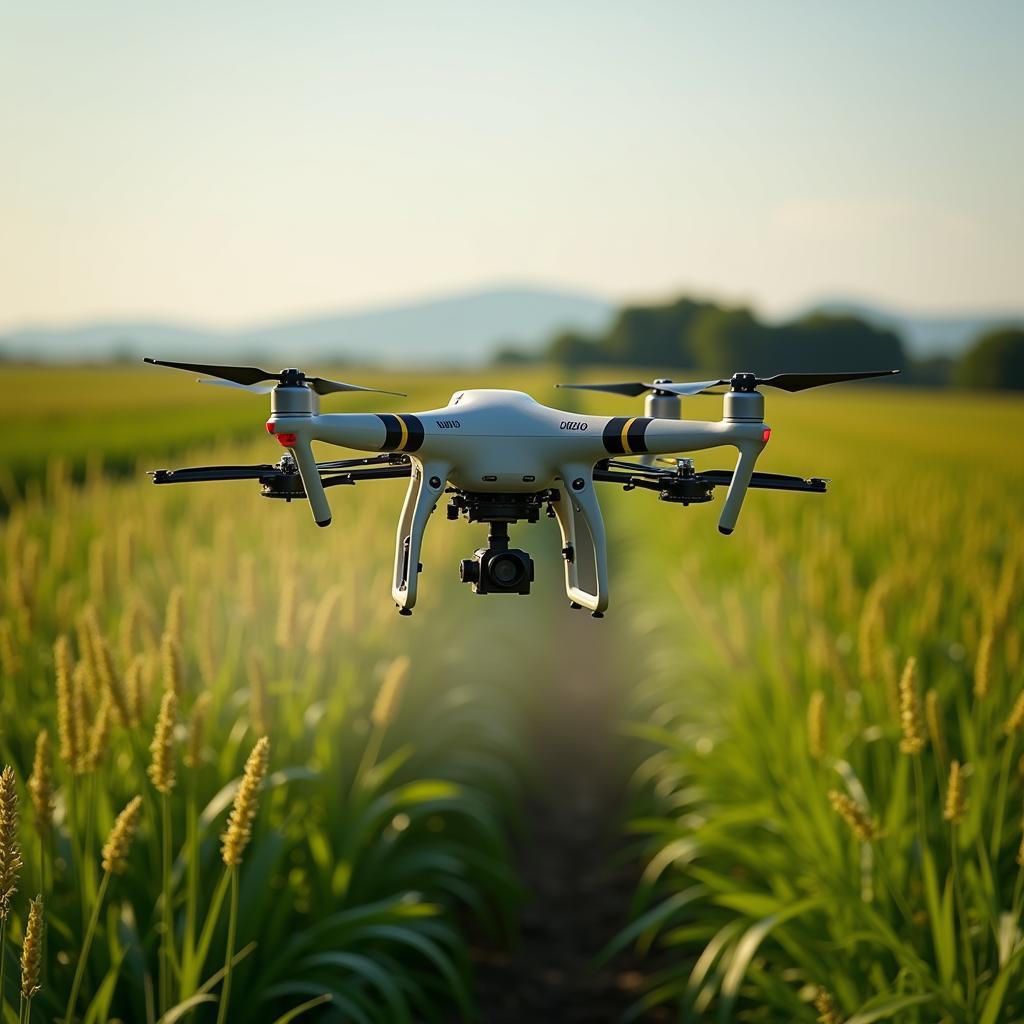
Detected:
[144,358,899,616]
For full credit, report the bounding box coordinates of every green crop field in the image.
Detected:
[1,367,1022,1023]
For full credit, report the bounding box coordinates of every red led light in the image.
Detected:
[275,432,298,448]
[762,427,772,442]
[265,420,275,434]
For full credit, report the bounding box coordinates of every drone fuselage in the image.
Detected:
[280,388,766,487]
[268,387,769,614]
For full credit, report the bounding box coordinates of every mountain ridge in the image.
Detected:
[1,285,614,366]
[3,284,1020,365]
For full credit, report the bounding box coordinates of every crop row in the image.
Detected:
[607,390,1024,1022]
[0,443,536,1022]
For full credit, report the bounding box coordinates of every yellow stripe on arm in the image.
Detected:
[620,417,637,455]
[396,416,409,451]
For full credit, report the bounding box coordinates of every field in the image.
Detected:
[1,366,1022,1023]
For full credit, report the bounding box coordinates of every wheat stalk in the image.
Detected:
[1005,689,1024,736]
[92,626,130,726]
[221,737,270,868]
[84,697,113,774]
[217,737,270,1024]
[27,732,53,839]
[306,585,343,656]
[0,619,20,678]
[0,765,22,1009]
[0,766,22,919]
[19,894,43,1003]
[898,656,925,755]
[807,690,826,761]
[828,790,878,843]
[101,796,143,875]
[160,632,183,698]
[372,655,410,729]
[125,653,145,727]
[67,796,143,1023]
[149,691,178,795]
[974,630,993,700]
[943,760,967,824]
[814,987,844,1024]
[54,635,80,771]
[925,688,947,764]
[164,585,184,646]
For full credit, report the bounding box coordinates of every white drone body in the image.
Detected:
[146,360,899,616]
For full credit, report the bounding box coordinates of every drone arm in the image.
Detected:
[309,413,403,451]
[552,465,609,614]
[150,465,278,483]
[640,418,735,455]
[392,459,450,613]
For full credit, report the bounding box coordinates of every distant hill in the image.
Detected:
[0,285,614,367]
[6,287,1019,366]
[795,299,1024,358]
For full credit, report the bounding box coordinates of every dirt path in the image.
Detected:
[470,608,667,1023]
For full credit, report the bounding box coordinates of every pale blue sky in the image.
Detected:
[2,1,1021,328]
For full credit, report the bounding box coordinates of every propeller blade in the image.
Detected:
[556,382,653,397]
[556,369,899,399]
[199,379,275,394]
[147,358,406,398]
[307,377,406,397]
[557,378,727,397]
[144,358,277,386]
[755,369,901,392]
[648,379,728,397]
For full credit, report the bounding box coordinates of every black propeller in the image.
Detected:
[557,379,723,397]
[557,369,900,398]
[143,358,406,397]
[736,369,901,392]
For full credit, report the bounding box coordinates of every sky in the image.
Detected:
[2,1,1022,330]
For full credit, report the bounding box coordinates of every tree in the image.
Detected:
[689,307,768,375]
[604,299,715,368]
[537,295,910,381]
[771,313,907,375]
[956,327,1024,391]
[548,330,603,368]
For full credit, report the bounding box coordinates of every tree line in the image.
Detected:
[498,296,1024,391]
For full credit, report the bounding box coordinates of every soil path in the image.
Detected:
[470,607,667,1023]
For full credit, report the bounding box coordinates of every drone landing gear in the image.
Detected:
[550,465,610,616]
[392,460,451,616]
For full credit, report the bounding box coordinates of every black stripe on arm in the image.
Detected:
[376,413,402,451]
[627,416,652,454]
[399,414,425,452]
[602,416,628,455]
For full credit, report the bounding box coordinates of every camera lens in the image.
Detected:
[488,552,525,588]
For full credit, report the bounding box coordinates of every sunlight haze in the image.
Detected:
[3,0,1021,330]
